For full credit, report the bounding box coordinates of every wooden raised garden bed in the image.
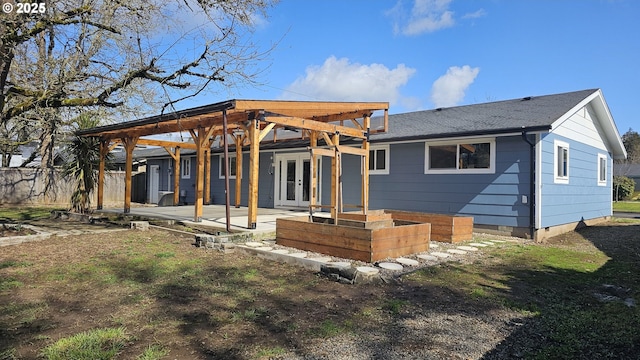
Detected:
[276,211,431,262]
[383,209,473,243]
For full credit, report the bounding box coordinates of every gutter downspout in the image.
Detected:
[521,130,536,240]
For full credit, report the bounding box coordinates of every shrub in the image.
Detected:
[613,176,636,201]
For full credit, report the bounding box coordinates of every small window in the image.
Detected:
[425,139,495,174]
[554,140,569,184]
[219,155,237,179]
[597,154,607,186]
[368,145,389,175]
[181,158,191,179]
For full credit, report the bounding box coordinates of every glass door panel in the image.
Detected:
[286,160,296,201]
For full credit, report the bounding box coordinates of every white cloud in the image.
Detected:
[387,1,486,36]
[430,65,480,108]
[282,56,416,105]
[462,9,487,19]
[387,0,455,36]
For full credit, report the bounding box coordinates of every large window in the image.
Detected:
[368,145,389,175]
[554,140,569,184]
[219,155,237,179]
[597,153,607,186]
[181,158,191,179]
[425,139,495,174]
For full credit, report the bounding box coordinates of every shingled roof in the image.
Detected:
[371,89,598,142]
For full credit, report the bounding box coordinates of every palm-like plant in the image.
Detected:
[63,114,111,213]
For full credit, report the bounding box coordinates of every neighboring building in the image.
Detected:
[144,89,627,240]
[6,143,65,168]
[614,164,640,191]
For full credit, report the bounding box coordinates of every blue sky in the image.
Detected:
[179,0,639,135]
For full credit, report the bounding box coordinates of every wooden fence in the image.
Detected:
[0,168,146,207]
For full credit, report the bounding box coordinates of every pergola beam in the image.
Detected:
[78,99,389,229]
[263,115,367,139]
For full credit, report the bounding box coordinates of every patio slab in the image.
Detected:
[97,205,316,236]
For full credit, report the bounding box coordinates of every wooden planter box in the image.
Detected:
[276,215,430,263]
[383,210,473,243]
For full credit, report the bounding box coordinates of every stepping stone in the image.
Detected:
[468,242,489,247]
[356,266,380,275]
[481,241,495,246]
[245,241,264,247]
[327,261,352,269]
[256,246,273,251]
[378,262,404,271]
[307,257,332,263]
[457,246,479,252]
[488,239,506,243]
[429,243,440,249]
[417,254,438,261]
[288,252,308,258]
[431,251,452,258]
[396,257,420,266]
[270,249,289,254]
[447,249,467,255]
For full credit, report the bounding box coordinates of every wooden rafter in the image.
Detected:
[263,116,366,139]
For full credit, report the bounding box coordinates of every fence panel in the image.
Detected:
[0,168,145,207]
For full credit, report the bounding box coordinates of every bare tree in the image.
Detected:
[1,0,278,169]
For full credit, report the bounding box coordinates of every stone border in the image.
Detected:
[0,224,52,247]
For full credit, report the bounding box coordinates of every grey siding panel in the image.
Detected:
[176,155,196,204]
[210,151,276,208]
[362,137,531,228]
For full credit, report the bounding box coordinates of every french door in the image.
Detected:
[275,153,321,208]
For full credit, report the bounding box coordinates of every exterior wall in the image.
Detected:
[539,131,612,228]
[209,151,277,208]
[331,136,532,229]
[147,157,183,203]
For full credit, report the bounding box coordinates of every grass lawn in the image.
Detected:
[0,206,64,221]
[1,209,639,359]
[613,201,640,213]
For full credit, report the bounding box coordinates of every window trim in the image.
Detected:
[219,154,237,179]
[553,140,569,184]
[368,144,389,175]
[424,138,496,174]
[181,157,191,179]
[597,153,607,186]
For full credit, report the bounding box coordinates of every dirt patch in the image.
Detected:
[1,219,638,359]
[0,224,36,237]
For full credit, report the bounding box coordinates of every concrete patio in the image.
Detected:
[96,204,315,235]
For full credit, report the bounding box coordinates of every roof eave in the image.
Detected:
[370,125,552,143]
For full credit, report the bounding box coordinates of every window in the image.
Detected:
[368,145,389,175]
[219,155,237,179]
[425,139,495,174]
[181,158,191,179]
[554,140,569,184]
[597,154,607,186]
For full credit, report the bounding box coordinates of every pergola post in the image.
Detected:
[247,117,260,229]
[331,133,340,220]
[309,131,318,216]
[234,133,243,208]
[204,149,211,205]
[362,114,370,215]
[173,147,180,206]
[97,139,109,210]
[191,126,215,222]
[121,136,138,213]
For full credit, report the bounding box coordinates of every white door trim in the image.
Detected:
[274,153,321,208]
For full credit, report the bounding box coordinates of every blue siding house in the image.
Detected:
[144,89,627,241]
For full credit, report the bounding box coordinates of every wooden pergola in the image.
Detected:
[78,99,389,229]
